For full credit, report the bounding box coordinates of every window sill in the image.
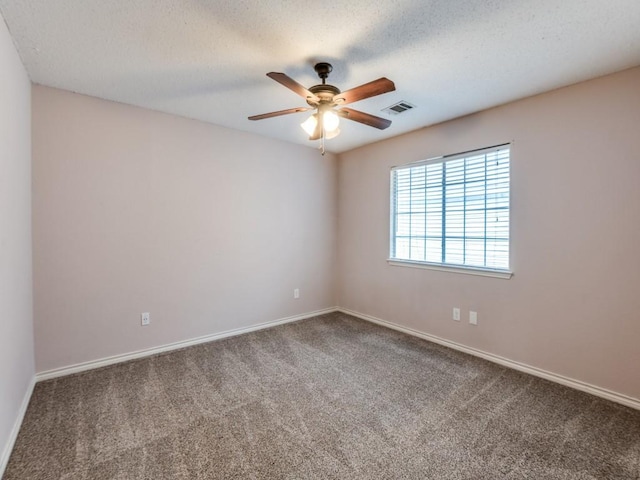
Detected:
[387,259,513,279]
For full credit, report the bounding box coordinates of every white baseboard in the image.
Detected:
[34,305,640,411]
[36,307,338,382]
[0,375,36,478]
[338,307,640,411]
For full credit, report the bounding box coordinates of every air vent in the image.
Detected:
[382,101,416,116]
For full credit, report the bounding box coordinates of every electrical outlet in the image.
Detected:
[141,312,150,326]
[469,311,478,325]
[453,307,460,321]
[294,288,300,299]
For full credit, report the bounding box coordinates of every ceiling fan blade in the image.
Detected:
[334,78,395,105]
[267,72,320,103]
[338,107,392,130]
[248,107,310,121]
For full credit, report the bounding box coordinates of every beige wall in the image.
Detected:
[0,13,34,471]
[32,86,337,372]
[337,67,640,400]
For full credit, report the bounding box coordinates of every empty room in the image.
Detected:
[1,0,640,478]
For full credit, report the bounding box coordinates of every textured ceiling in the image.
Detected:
[2,0,640,153]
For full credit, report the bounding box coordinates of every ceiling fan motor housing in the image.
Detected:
[307,84,340,106]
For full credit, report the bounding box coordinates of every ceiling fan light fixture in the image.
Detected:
[301,109,340,137]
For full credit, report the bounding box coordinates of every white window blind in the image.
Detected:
[390,144,510,272]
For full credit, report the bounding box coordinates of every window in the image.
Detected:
[389,144,511,277]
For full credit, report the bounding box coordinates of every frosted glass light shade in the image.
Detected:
[323,110,340,132]
[301,114,317,136]
[325,128,340,139]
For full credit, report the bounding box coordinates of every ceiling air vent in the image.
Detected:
[382,101,416,116]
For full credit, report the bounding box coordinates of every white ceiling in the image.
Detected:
[2,0,640,153]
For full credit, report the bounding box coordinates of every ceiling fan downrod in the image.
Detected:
[314,62,333,85]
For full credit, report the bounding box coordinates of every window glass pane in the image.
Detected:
[426,212,442,237]
[465,239,485,266]
[395,237,410,259]
[444,239,464,264]
[445,159,465,183]
[445,210,464,236]
[396,213,411,236]
[425,238,442,263]
[410,238,425,261]
[465,210,485,237]
[410,213,426,237]
[396,190,411,213]
[486,239,509,269]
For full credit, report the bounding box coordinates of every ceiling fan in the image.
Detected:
[249,62,396,154]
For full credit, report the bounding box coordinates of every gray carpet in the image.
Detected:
[4,312,640,479]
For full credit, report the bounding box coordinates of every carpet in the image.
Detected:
[4,312,640,479]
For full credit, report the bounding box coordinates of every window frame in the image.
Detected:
[388,143,513,279]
